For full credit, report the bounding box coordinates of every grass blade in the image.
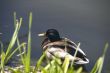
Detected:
[62,56,70,73]
[5,18,22,65]
[70,43,80,67]
[90,43,109,73]
[34,52,46,73]
[6,43,26,63]
[98,43,109,73]
[24,12,32,72]
[76,67,83,73]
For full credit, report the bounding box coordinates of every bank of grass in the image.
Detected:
[0,12,109,73]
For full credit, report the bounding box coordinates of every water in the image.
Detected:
[1,0,110,72]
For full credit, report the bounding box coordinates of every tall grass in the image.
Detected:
[0,14,26,73]
[90,43,108,73]
[10,12,32,73]
[0,12,109,73]
[21,12,32,72]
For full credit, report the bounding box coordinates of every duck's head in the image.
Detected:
[38,29,61,42]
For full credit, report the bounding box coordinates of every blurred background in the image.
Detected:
[0,0,110,72]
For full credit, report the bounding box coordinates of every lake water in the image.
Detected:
[1,0,110,72]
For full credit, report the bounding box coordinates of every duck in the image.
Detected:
[38,29,89,64]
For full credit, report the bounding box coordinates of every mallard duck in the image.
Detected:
[38,29,89,64]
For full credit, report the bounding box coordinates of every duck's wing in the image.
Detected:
[61,37,86,56]
[61,37,77,47]
[61,37,89,64]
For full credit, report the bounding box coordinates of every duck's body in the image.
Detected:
[38,29,89,64]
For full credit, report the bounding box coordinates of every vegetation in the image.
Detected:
[0,12,109,73]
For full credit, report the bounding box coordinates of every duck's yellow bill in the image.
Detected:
[38,33,46,37]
